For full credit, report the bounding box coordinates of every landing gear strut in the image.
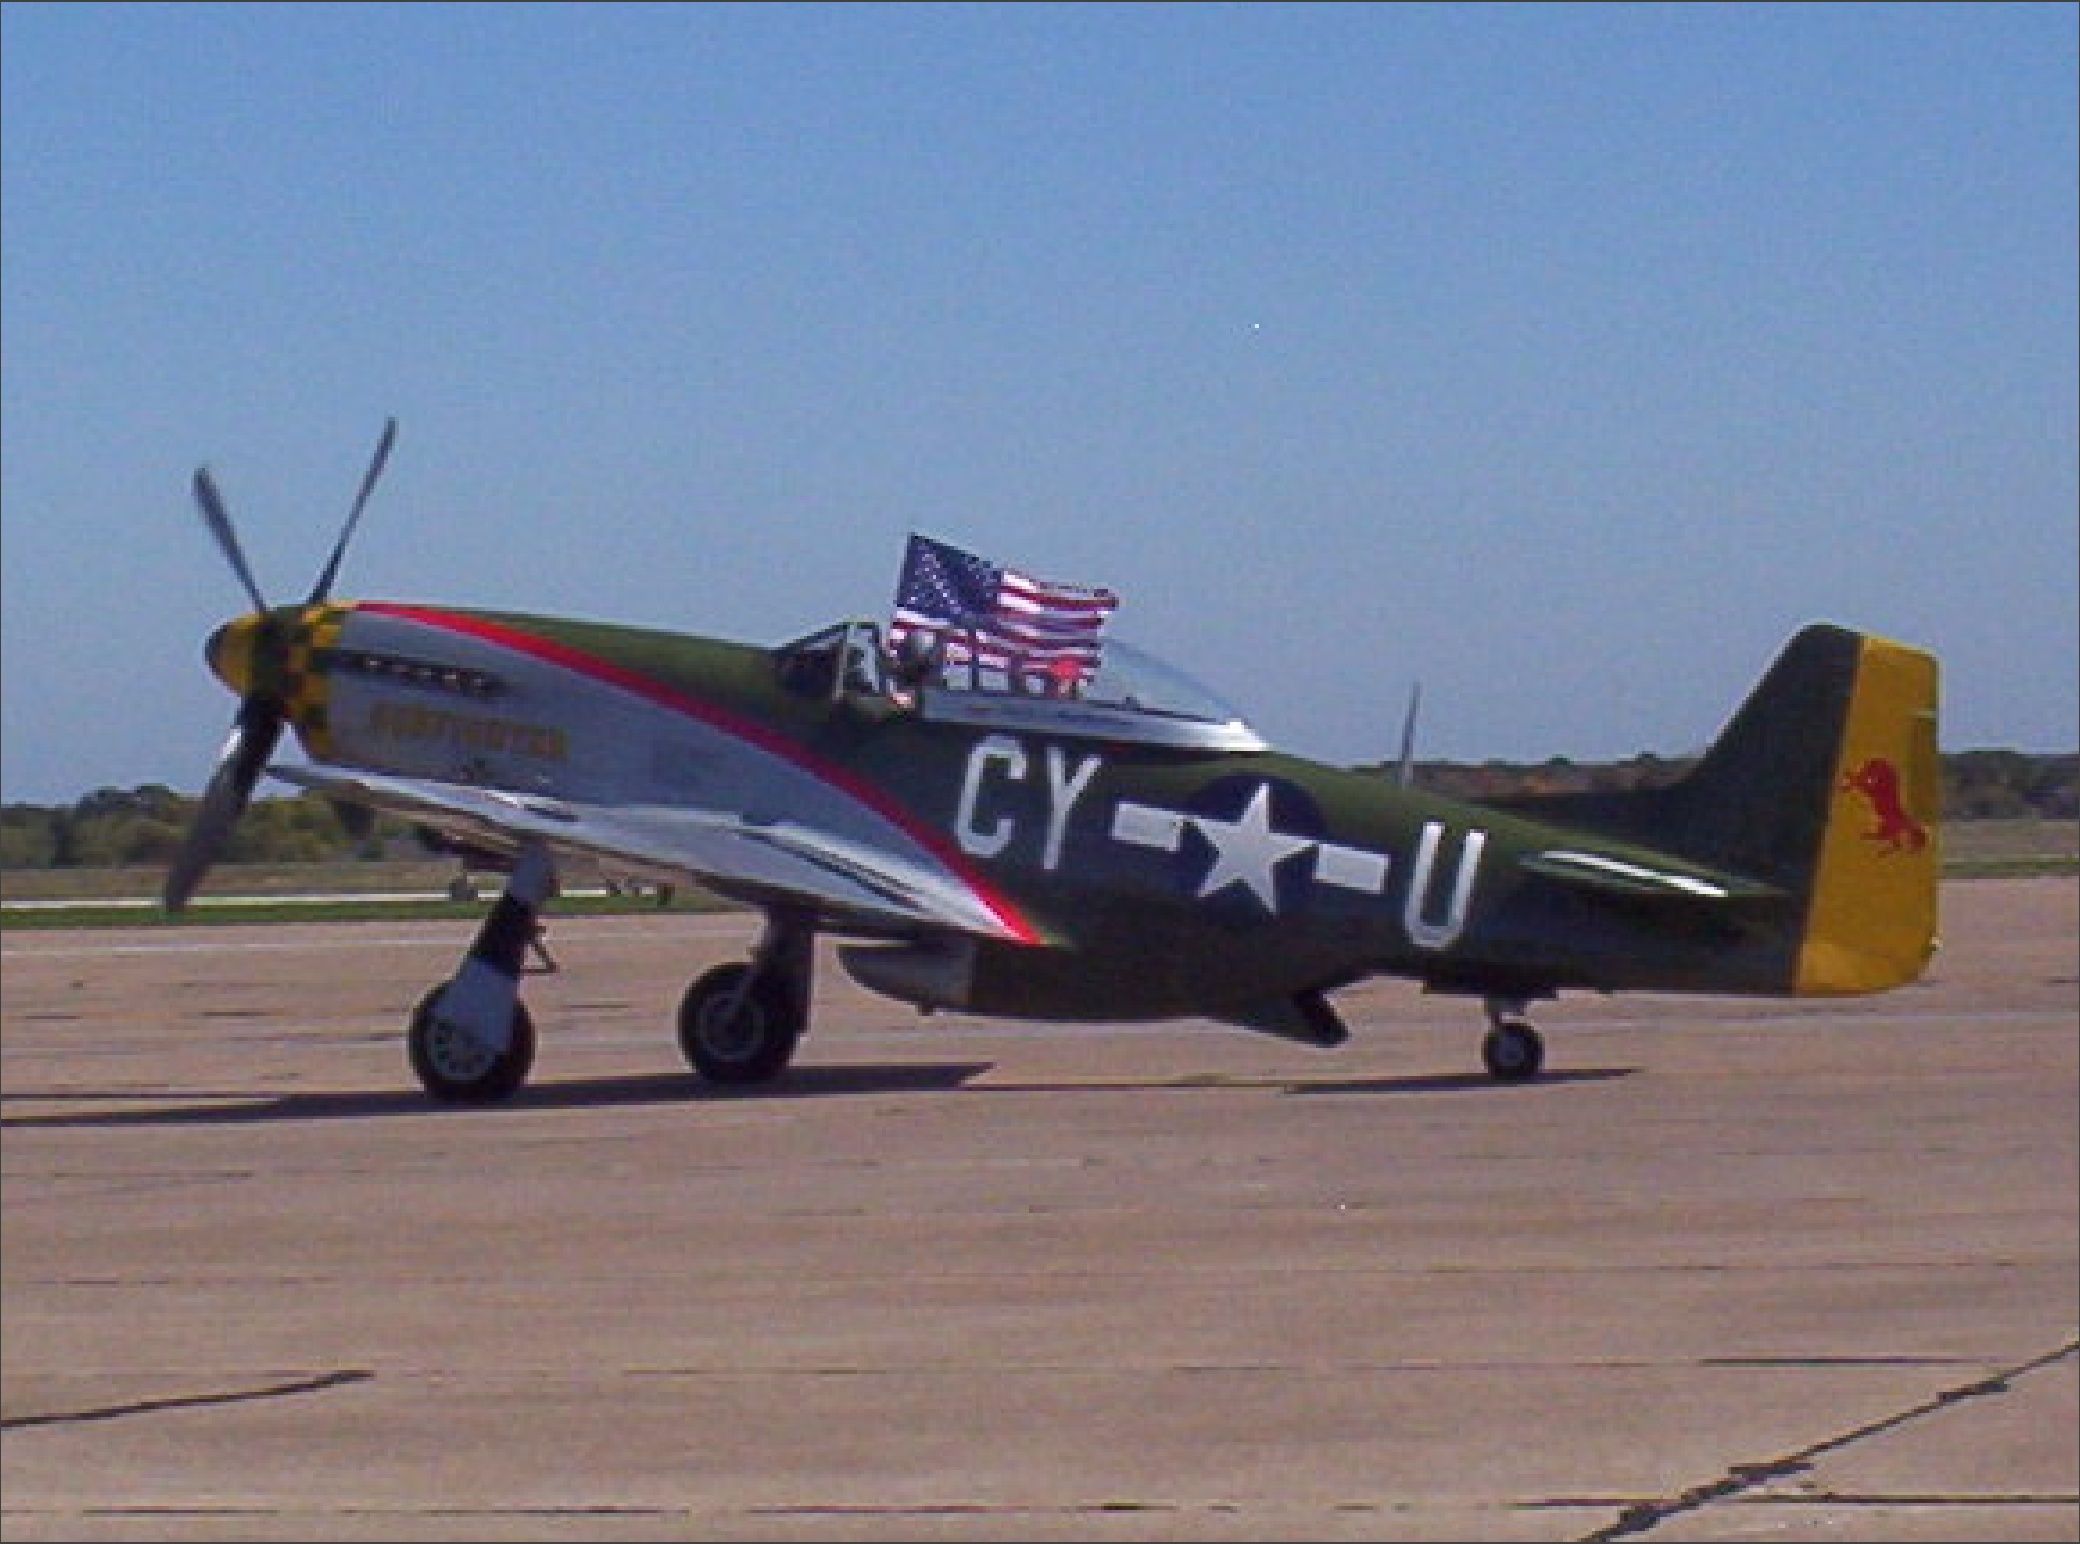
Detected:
[678,911,813,1086]
[406,843,554,1102]
[1480,997,1545,1082]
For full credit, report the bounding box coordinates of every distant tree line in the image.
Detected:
[1388,749,2079,822]
[1,751,2073,870]
[0,786,406,870]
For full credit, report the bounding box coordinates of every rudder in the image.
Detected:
[1793,632,1941,994]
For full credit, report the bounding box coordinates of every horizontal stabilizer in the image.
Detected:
[1521,849,1782,904]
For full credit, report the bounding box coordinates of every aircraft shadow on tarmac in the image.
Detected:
[0,1063,993,1128]
[981,1068,1634,1096]
[1282,1068,1632,1094]
[0,1063,1633,1130]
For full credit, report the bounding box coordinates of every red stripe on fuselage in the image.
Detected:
[357,603,1044,946]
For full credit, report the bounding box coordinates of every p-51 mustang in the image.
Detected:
[168,422,1942,1102]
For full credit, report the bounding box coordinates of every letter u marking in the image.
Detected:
[1405,822,1485,952]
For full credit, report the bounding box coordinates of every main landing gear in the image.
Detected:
[402,854,815,1103]
[676,913,812,1086]
[1480,996,1545,1082]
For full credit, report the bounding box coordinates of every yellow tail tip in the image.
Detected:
[1795,635,1941,996]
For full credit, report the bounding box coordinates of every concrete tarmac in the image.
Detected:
[3,877,2075,1542]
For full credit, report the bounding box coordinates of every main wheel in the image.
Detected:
[678,962,800,1085]
[408,985,536,1102]
[1481,1019,1544,1082]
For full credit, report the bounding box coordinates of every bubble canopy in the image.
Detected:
[1086,640,1259,730]
[918,634,1269,751]
[771,622,1270,752]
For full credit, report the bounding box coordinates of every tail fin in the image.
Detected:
[1665,625,1940,993]
[1508,625,1941,994]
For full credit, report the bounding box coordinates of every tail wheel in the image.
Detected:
[408,986,535,1102]
[678,963,800,1085]
[1481,1020,1544,1082]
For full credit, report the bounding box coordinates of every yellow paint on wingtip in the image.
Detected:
[1796,635,1941,995]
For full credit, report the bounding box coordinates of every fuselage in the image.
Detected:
[206,601,1808,1024]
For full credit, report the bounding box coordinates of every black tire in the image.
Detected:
[408,984,535,1102]
[678,962,800,1085]
[1481,1020,1544,1082]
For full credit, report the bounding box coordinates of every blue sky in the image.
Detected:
[4,2,2074,804]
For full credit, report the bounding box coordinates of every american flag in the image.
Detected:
[889,533,1118,687]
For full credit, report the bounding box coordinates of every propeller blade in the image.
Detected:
[173,421,396,909]
[307,416,397,605]
[163,701,283,912]
[193,465,270,615]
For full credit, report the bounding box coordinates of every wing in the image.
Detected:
[274,766,1039,944]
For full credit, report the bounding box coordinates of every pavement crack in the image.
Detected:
[0,1369,372,1431]
[1577,1337,2079,1542]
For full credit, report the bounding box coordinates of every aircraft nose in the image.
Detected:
[205,613,261,697]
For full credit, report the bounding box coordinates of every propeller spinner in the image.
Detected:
[163,419,398,911]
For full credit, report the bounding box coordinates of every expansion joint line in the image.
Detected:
[1576,1337,2079,1542]
[0,1369,372,1431]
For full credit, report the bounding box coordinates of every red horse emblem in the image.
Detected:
[1841,758,1928,854]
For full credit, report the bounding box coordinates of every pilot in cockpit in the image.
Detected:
[888,628,942,707]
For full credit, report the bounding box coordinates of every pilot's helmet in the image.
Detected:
[894,627,941,685]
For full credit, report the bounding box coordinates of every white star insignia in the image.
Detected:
[1192,783,1313,913]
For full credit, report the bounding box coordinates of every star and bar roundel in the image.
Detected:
[1111,773,1393,925]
